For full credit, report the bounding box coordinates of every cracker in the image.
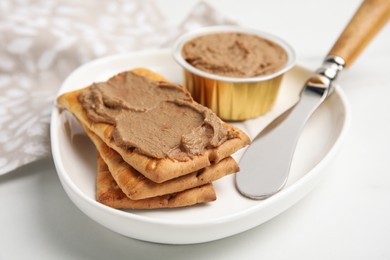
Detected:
[57,68,250,183]
[96,154,216,209]
[85,125,238,200]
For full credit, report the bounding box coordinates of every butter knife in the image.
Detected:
[236,0,390,199]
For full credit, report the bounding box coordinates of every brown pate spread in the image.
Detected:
[78,71,232,161]
[182,32,288,78]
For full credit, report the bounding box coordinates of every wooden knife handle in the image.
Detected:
[328,0,390,68]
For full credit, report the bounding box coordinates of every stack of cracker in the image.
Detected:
[57,68,250,209]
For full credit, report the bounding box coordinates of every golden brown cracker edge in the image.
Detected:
[96,154,216,209]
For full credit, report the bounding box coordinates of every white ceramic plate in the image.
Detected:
[51,49,349,244]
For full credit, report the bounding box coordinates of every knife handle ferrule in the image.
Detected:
[316,55,345,82]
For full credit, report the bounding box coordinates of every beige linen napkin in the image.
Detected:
[0,0,235,175]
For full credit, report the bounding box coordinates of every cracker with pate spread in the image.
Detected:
[57,68,250,183]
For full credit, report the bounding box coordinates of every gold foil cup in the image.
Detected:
[173,26,296,121]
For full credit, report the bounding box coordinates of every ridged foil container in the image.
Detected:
[173,26,296,121]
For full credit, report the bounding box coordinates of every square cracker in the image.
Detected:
[57,68,250,183]
[85,125,239,200]
[96,154,216,209]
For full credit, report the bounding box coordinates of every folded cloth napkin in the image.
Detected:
[0,0,235,175]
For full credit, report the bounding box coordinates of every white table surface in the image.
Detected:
[1,0,390,259]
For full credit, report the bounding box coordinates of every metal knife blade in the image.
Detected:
[235,57,344,199]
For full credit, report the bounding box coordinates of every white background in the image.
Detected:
[1,0,390,259]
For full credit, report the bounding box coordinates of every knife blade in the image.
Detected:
[236,57,342,199]
[235,0,390,199]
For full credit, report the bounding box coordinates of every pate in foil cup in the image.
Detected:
[172,26,295,121]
